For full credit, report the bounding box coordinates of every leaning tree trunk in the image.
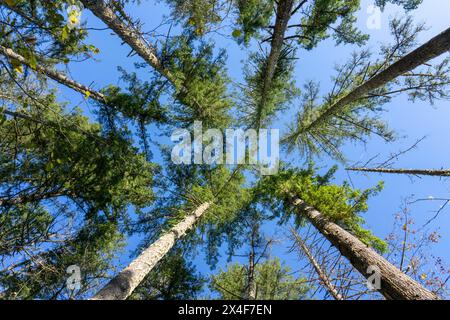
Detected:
[290,227,343,300]
[286,192,439,300]
[80,0,174,83]
[347,167,450,177]
[305,27,450,131]
[0,45,105,102]
[91,202,211,300]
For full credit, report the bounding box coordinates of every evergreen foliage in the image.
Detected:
[1,0,447,300]
[211,258,310,299]
[258,165,388,253]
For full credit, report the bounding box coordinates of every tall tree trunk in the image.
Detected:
[91,202,211,300]
[286,192,439,300]
[0,45,105,102]
[244,223,258,300]
[290,227,343,300]
[347,167,450,177]
[263,0,294,84]
[305,27,450,131]
[253,0,296,129]
[80,0,174,83]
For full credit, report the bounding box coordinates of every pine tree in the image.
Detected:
[211,258,310,300]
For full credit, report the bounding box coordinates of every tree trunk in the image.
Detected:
[253,0,295,129]
[290,227,343,300]
[80,0,174,83]
[91,202,211,300]
[305,27,450,131]
[245,249,257,300]
[287,192,439,300]
[0,45,105,102]
[261,0,294,92]
[244,223,258,300]
[347,167,450,177]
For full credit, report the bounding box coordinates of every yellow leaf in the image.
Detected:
[232,29,242,38]
[84,90,91,99]
[68,9,81,26]
[14,64,23,74]
[70,16,79,25]
[420,273,427,280]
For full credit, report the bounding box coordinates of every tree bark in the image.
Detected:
[91,202,211,300]
[305,27,450,131]
[264,0,294,81]
[79,0,174,84]
[244,223,258,300]
[347,167,450,177]
[290,227,343,300]
[286,192,439,300]
[254,0,296,129]
[0,45,105,102]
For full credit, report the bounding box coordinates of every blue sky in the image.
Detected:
[54,0,450,297]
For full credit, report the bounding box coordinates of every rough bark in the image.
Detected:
[80,0,174,84]
[0,45,105,102]
[290,227,343,300]
[287,192,439,300]
[91,202,211,300]
[347,167,450,177]
[305,27,450,131]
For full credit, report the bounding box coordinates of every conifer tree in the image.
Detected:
[211,258,310,300]
[1,0,448,301]
[259,166,439,299]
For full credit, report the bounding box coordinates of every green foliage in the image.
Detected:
[155,162,251,235]
[0,219,124,299]
[294,0,368,50]
[99,69,169,159]
[240,46,299,128]
[0,0,94,61]
[0,86,156,298]
[375,0,422,10]
[0,97,155,217]
[283,75,395,162]
[165,0,225,36]
[258,166,388,253]
[211,258,310,300]
[165,36,233,129]
[101,69,168,125]
[1,0,442,301]
[283,17,449,161]
[135,149,251,267]
[0,204,54,257]
[233,0,274,45]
